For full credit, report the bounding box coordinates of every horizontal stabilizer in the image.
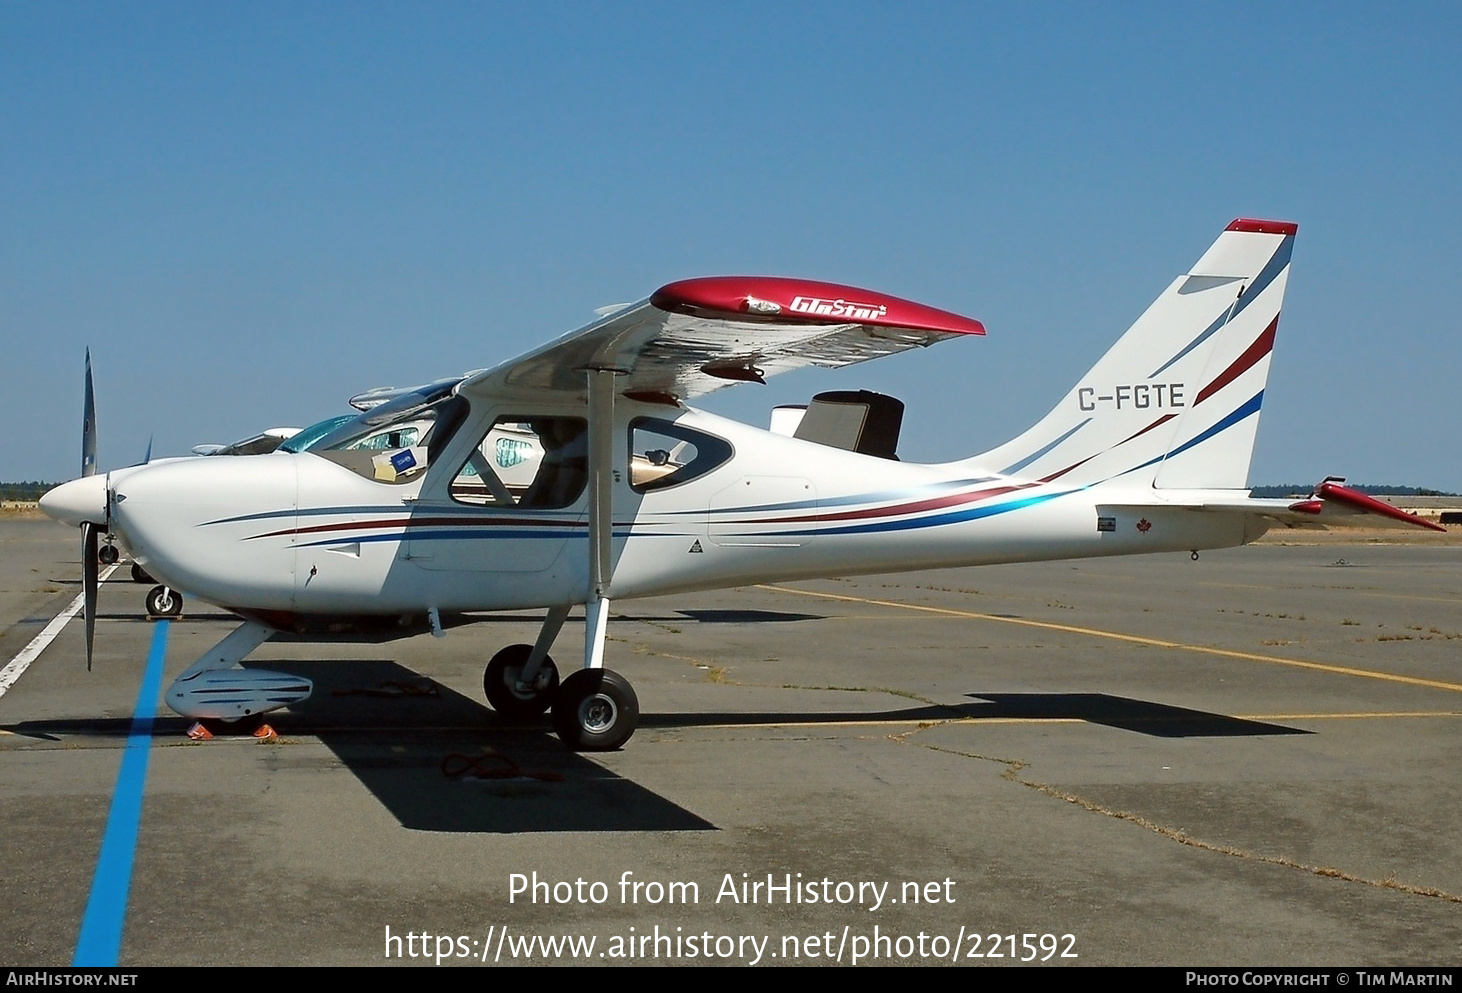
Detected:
[1114,478,1446,533]
[1279,479,1447,532]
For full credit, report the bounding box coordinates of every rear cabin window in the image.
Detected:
[629,418,732,492]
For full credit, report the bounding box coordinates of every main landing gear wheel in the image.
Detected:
[146,585,183,618]
[552,669,639,752]
[484,644,559,719]
[130,562,155,584]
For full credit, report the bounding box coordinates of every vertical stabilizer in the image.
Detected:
[965,219,1295,490]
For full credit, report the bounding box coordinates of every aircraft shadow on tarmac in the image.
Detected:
[0,656,713,835]
[638,692,1309,739]
[0,673,1301,835]
[960,693,1310,737]
[673,609,824,624]
[251,659,715,834]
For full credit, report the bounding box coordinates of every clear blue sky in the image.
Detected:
[4,3,1460,489]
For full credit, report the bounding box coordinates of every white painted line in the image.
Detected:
[0,564,119,699]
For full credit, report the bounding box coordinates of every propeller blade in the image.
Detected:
[82,349,97,478]
[82,522,98,671]
[143,434,153,465]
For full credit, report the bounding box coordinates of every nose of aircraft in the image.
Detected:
[38,475,109,528]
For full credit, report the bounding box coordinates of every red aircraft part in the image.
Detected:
[1305,481,1447,532]
[651,276,985,336]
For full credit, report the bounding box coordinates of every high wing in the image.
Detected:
[458,276,984,403]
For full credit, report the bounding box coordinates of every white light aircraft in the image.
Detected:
[39,219,1443,750]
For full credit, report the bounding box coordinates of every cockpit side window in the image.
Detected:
[449,416,588,509]
[629,418,733,492]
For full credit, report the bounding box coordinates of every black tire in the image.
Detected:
[146,585,182,618]
[98,544,119,566]
[484,644,559,719]
[130,562,155,584]
[551,668,639,751]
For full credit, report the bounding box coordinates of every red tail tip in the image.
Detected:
[1227,218,1298,236]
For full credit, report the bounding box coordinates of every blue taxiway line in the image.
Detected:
[72,620,170,967]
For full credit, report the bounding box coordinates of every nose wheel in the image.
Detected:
[551,668,639,751]
[146,585,183,619]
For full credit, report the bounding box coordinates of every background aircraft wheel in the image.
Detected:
[552,668,638,751]
[130,562,155,584]
[146,585,183,618]
[98,544,119,566]
[484,644,559,718]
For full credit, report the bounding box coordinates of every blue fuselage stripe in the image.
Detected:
[72,620,169,967]
[767,490,1070,536]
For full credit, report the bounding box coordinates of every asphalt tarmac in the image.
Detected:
[1,515,1459,966]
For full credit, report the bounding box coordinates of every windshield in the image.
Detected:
[298,378,467,484]
[279,414,355,454]
[308,378,462,452]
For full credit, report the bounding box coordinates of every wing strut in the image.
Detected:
[547,367,639,752]
[584,368,620,670]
